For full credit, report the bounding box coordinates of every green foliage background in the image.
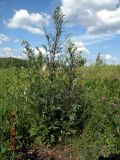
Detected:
[0,7,120,160]
[0,57,27,68]
[0,65,120,160]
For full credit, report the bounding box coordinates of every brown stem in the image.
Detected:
[10,112,16,152]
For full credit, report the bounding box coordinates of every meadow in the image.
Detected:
[0,7,120,160]
[0,65,120,160]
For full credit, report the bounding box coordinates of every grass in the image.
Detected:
[0,65,120,160]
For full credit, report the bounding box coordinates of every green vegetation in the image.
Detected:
[95,53,104,65]
[0,57,27,68]
[0,65,120,159]
[0,7,120,160]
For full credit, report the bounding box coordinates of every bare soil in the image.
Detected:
[16,145,80,160]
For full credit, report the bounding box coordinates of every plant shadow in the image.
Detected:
[98,154,120,160]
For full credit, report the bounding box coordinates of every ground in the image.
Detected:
[16,145,80,160]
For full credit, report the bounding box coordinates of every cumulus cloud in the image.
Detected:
[35,47,46,55]
[88,8,120,34]
[0,47,15,57]
[101,54,117,62]
[5,9,50,34]
[103,54,112,60]
[0,34,10,43]
[74,41,89,53]
[61,0,120,43]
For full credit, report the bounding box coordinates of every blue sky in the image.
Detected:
[0,0,120,64]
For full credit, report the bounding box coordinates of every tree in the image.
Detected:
[96,53,104,65]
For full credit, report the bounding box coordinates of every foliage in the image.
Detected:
[21,7,86,145]
[0,57,27,68]
[73,65,120,160]
[95,53,104,65]
[0,6,120,160]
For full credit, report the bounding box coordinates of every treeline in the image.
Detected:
[0,57,28,68]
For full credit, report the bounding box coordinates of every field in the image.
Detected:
[0,65,120,160]
[0,7,120,160]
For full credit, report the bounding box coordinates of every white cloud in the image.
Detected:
[101,54,117,62]
[22,47,46,59]
[0,34,10,43]
[88,8,120,34]
[5,9,50,34]
[72,32,117,45]
[0,47,15,57]
[102,54,112,60]
[34,47,46,55]
[61,0,120,43]
[0,46,46,59]
[74,41,89,53]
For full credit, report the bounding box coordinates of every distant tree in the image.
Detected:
[0,57,28,68]
[95,53,104,65]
